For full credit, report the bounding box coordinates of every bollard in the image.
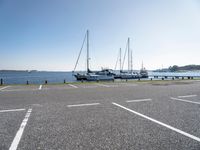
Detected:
[0,78,3,86]
[182,77,184,80]
[64,79,66,84]
[26,81,29,85]
[172,77,174,80]
[151,78,152,81]
[45,80,48,84]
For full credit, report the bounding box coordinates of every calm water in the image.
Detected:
[0,71,200,85]
[0,71,76,84]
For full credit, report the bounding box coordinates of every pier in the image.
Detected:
[150,75,200,80]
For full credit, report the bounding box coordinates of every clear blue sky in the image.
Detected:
[0,0,200,71]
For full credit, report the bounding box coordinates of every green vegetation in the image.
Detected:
[169,65,200,72]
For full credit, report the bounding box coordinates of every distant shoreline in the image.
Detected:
[0,70,68,73]
[0,70,37,72]
[154,65,200,72]
[1,64,200,73]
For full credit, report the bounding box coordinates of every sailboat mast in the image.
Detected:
[87,30,89,73]
[128,37,130,72]
[142,61,144,70]
[119,48,121,71]
[131,50,133,73]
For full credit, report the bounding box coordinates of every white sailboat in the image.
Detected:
[73,30,114,81]
[115,38,140,79]
[140,61,148,78]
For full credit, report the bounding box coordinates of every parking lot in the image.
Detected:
[0,80,200,149]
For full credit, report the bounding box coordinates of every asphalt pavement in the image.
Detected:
[0,80,200,149]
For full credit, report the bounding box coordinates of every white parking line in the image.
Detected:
[68,84,78,88]
[0,86,10,91]
[0,108,25,113]
[2,89,38,92]
[67,103,100,107]
[9,108,32,150]
[170,97,200,105]
[112,102,200,142]
[39,85,42,90]
[96,83,110,87]
[126,99,152,103]
[178,95,197,98]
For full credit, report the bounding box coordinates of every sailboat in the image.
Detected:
[140,62,148,78]
[73,30,115,81]
[114,38,140,79]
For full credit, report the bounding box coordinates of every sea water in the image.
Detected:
[0,71,200,85]
[0,71,75,84]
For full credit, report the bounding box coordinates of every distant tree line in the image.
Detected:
[169,65,200,72]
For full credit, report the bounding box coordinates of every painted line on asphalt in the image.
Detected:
[112,102,200,142]
[0,108,25,113]
[96,83,110,87]
[178,95,197,98]
[0,86,10,91]
[68,84,78,88]
[38,85,42,90]
[9,108,32,150]
[170,97,200,105]
[67,103,100,107]
[126,99,152,103]
[2,89,38,92]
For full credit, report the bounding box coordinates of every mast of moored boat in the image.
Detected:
[86,30,90,73]
[131,49,133,73]
[142,61,144,70]
[119,48,122,73]
[128,37,130,73]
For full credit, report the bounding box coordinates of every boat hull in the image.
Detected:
[120,75,140,79]
[114,72,141,79]
[74,69,115,81]
[86,74,114,81]
[74,74,87,81]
